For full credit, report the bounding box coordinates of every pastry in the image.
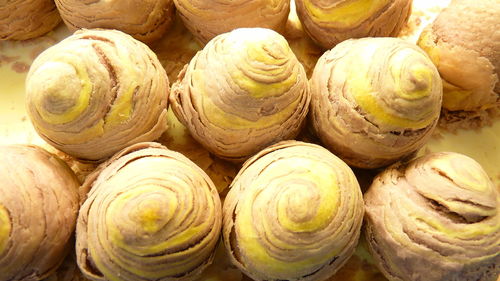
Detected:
[310,37,442,169]
[170,28,310,162]
[0,0,61,40]
[223,141,364,281]
[26,29,169,161]
[418,0,500,112]
[76,142,222,281]
[54,0,175,44]
[0,145,79,281]
[173,0,290,44]
[295,0,412,49]
[364,152,500,281]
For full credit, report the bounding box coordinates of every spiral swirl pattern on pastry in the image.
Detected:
[0,0,61,40]
[76,142,222,281]
[173,0,290,44]
[223,141,364,281]
[0,145,80,281]
[295,0,412,49]
[310,37,442,169]
[26,29,169,161]
[54,0,175,43]
[171,28,310,162]
[364,152,500,281]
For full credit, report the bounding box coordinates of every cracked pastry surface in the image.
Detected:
[0,145,80,281]
[173,0,290,45]
[0,0,61,40]
[76,142,221,281]
[310,37,442,169]
[295,0,412,49]
[25,29,169,161]
[222,141,364,281]
[54,0,175,44]
[171,28,310,162]
[364,152,500,281]
[418,0,500,112]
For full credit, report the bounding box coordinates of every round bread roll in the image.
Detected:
[310,37,442,169]
[418,0,500,112]
[26,29,169,161]
[173,0,290,44]
[295,0,412,49]
[364,152,500,281]
[0,145,80,281]
[76,142,222,281]
[0,0,61,40]
[223,141,364,281]
[54,0,175,44]
[171,28,310,162]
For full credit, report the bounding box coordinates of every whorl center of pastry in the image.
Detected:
[29,61,91,125]
[343,39,439,129]
[304,0,389,27]
[0,205,11,254]
[108,186,176,238]
[390,50,433,100]
[280,183,317,223]
[275,161,340,233]
[227,29,295,99]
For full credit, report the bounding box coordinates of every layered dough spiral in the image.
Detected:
[76,142,222,281]
[295,0,412,49]
[171,28,310,162]
[173,0,290,44]
[310,37,442,169]
[0,145,80,281]
[223,141,364,281]
[417,0,500,112]
[26,29,169,161]
[54,0,175,43]
[0,0,61,40]
[364,152,500,281]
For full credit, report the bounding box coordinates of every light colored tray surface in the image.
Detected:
[1,1,499,280]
